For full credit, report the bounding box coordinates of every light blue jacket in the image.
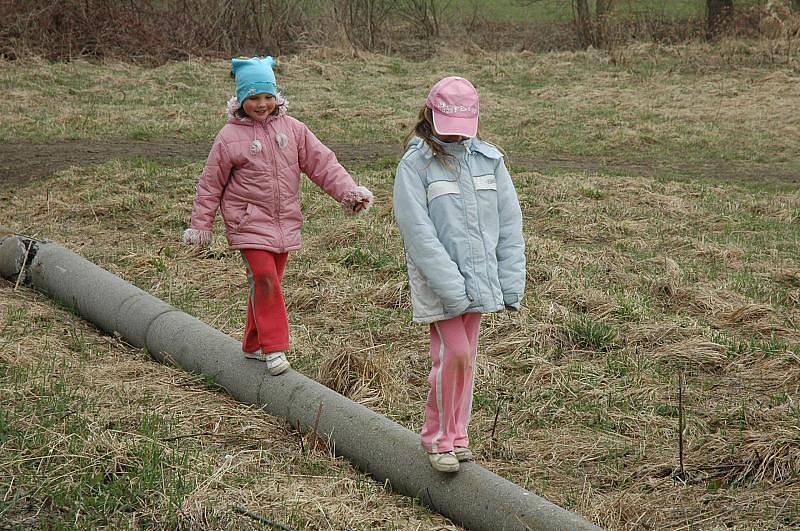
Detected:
[393,137,525,324]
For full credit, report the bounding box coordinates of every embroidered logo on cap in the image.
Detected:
[436,102,477,115]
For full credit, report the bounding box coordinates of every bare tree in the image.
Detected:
[706,0,734,40]
[252,0,311,55]
[521,0,616,48]
[397,0,452,40]
[330,0,393,51]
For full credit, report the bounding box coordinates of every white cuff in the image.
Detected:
[182,228,212,247]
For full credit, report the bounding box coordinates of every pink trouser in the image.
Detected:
[241,249,290,354]
[420,312,482,454]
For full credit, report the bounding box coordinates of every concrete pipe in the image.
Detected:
[0,236,601,531]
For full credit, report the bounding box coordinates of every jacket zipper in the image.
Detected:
[460,145,480,305]
[265,121,284,248]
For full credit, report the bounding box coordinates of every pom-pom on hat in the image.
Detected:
[232,56,277,105]
[425,76,479,138]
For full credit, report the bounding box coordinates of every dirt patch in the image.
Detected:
[1,140,797,188]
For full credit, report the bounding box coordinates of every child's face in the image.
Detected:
[435,134,468,143]
[242,93,276,122]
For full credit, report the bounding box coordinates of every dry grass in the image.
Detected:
[2,39,800,529]
[2,151,798,528]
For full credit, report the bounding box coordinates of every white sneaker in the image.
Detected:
[264,352,290,376]
[454,447,473,462]
[428,451,459,473]
[243,350,265,361]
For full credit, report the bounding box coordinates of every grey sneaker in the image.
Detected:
[265,352,290,375]
[428,451,459,473]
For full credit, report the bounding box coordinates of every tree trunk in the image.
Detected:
[595,0,615,48]
[572,0,615,48]
[707,0,734,40]
[573,0,592,47]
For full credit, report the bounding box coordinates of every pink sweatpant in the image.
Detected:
[420,312,482,454]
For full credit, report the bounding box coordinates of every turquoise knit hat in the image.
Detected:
[232,56,277,105]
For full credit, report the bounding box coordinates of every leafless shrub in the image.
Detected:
[0,0,321,63]
[396,0,451,40]
[329,0,393,52]
[760,1,800,61]
[213,0,316,56]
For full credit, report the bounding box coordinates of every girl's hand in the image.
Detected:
[340,186,374,216]
[352,200,369,214]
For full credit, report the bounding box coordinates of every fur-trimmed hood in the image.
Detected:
[226,91,289,124]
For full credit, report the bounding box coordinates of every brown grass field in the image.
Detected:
[1,38,799,529]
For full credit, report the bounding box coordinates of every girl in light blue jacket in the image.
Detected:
[393,77,525,473]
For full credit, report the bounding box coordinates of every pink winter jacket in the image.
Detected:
[188,98,372,252]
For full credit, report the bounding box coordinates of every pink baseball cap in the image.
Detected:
[425,76,479,138]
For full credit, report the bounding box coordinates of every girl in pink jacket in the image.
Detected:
[183,56,373,375]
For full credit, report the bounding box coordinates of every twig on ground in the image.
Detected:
[308,402,329,453]
[312,402,323,435]
[296,419,305,455]
[490,400,504,441]
[13,240,32,292]
[160,431,215,442]
[425,487,438,514]
[233,506,293,531]
[678,371,684,474]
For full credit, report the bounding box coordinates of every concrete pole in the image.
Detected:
[0,236,602,531]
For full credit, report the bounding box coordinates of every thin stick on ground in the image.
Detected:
[296,419,305,455]
[490,400,504,441]
[678,371,686,480]
[13,240,31,292]
[312,402,324,436]
[309,401,329,453]
[233,506,293,531]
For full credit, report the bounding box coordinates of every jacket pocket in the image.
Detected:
[474,173,499,234]
[234,203,256,231]
[406,255,444,318]
[473,174,497,192]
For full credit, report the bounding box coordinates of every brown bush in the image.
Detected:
[0,0,322,63]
